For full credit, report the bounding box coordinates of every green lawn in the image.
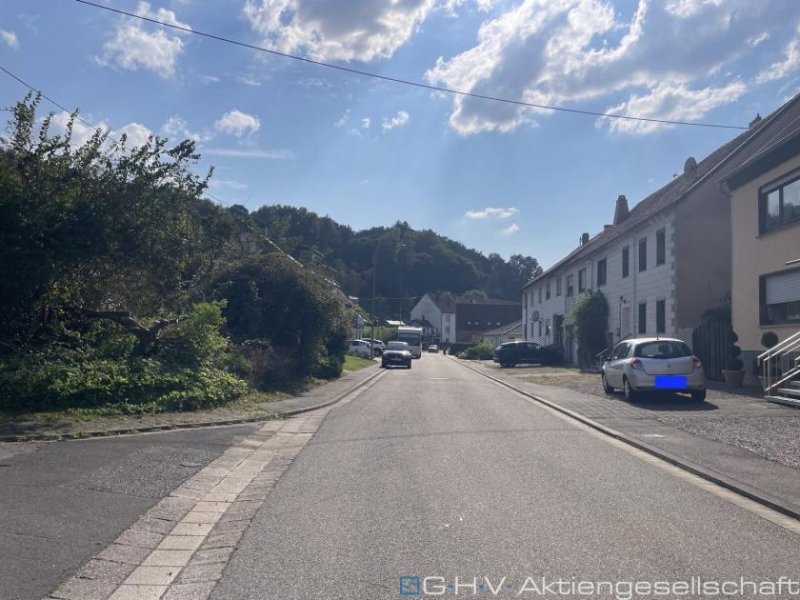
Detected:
[344,355,375,371]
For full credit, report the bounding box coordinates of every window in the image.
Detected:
[578,268,586,292]
[656,229,666,265]
[546,280,551,300]
[597,258,607,287]
[538,287,542,303]
[538,320,542,337]
[760,268,800,325]
[566,274,574,297]
[524,293,528,308]
[638,302,647,334]
[638,238,647,272]
[656,299,666,333]
[622,246,629,278]
[612,343,629,360]
[760,173,800,233]
[556,277,562,297]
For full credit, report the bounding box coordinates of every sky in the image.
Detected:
[1,0,799,269]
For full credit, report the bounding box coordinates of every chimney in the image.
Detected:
[749,113,762,128]
[683,156,698,180]
[613,194,629,225]
[580,232,590,246]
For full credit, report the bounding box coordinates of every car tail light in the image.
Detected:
[628,358,644,370]
[692,356,702,371]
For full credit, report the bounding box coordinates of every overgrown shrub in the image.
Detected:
[568,290,609,368]
[459,342,495,360]
[447,342,473,356]
[724,332,744,371]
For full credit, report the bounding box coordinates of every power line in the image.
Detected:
[74,0,748,131]
[0,65,96,130]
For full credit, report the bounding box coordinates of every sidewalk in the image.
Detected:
[468,360,800,518]
[0,364,380,442]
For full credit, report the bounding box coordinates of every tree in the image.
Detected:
[0,94,221,346]
[213,255,348,381]
[568,290,609,369]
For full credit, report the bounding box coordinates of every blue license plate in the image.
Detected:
[655,375,687,389]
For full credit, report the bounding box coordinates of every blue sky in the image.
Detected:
[2,0,799,268]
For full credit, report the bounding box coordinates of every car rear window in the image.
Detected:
[633,341,692,359]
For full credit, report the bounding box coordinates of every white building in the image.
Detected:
[409,292,457,344]
[522,94,800,371]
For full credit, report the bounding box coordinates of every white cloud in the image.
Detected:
[243,0,436,62]
[599,80,746,135]
[426,0,798,135]
[756,37,800,84]
[98,2,189,78]
[237,75,262,87]
[382,110,410,132]
[160,116,212,143]
[465,207,518,219]
[214,110,261,137]
[1,30,18,49]
[361,117,372,130]
[747,32,770,48]
[501,223,520,235]
[115,122,153,148]
[203,148,294,159]
[48,112,153,150]
[335,109,350,128]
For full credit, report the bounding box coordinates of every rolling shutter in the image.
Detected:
[765,269,800,305]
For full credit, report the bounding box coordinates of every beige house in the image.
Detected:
[723,127,800,390]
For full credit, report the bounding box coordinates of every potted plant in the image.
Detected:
[721,332,745,387]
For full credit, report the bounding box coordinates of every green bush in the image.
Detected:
[447,342,473,356]
[459,342,495,360]
[160,302,229,368]
[568,290,609,367]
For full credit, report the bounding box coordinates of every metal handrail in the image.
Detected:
[768,365,800,393]
[758,329,800,362]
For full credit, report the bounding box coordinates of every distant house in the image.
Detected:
[409,292,457,344]
[481,320,523,347]
[723,122,800,388]
[409,292,521,344]
[455,297,521,344]
[522,93,800,369]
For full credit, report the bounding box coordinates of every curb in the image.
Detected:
[0,366,382,443]
[454,358,800,523]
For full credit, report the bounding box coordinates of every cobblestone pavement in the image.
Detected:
[475,362,800,472]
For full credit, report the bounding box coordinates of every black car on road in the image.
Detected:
[493,341,544,368]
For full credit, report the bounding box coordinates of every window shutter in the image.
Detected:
[765,270,800,305]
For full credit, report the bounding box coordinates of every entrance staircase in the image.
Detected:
[759,329,800,407]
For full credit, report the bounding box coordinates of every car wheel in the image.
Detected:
[602,373,614,394]
[691,389,706,402]
[623,378,639,402]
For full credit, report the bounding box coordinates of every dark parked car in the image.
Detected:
[493,341,543,367]
[381,341,413,369]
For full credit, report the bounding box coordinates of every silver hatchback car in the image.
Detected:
[601,337,706,402]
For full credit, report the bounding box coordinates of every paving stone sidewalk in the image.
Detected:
[0,364,380,442]
[468,359,800,515]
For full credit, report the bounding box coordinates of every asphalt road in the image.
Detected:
[0,423,258,600]
[213,355,800,600]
